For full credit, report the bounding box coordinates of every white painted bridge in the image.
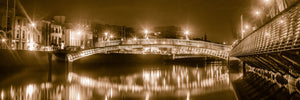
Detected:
[66,39,231,62]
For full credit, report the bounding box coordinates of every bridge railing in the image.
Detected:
[231,1,300,57]
[67,39,230,62]
[97,39,231,52]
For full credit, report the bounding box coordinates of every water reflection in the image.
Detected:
[0,61,232,100]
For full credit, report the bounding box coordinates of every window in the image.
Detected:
[16,30,20,38]
[17,19,20,25]
[56,28,58,33]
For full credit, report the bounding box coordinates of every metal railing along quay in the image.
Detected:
[231,1,300,57]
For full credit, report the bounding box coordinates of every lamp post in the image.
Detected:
[110,35,113,40]
[144,30,148,40]
[104,32,108,41]
[184,30,189,40]
[255,10,263,24]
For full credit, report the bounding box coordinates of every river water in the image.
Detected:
[0,54,238,100]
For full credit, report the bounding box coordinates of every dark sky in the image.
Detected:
[20,0,252,43]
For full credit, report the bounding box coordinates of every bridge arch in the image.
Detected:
[66,39,230,62]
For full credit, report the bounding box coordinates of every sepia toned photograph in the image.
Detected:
[0,0,300,100]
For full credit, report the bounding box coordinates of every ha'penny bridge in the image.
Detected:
[63,1,300,99]
[66,39,231,62]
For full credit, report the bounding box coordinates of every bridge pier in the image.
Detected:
[48,53,52,82]
[65,56,73,78]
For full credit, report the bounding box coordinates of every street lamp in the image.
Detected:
[31,23,36,27]
[184,30,189,40]
[1,39,6,42]
[255,10,261,16]
[110,35,113,39]
[245,25,249,29]
[104,32,108,41]
[144,29,149,39]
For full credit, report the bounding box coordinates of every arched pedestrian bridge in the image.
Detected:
[66,39,230,62]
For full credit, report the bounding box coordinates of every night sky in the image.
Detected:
[20,0,254,43]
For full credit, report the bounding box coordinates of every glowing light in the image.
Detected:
[26,84,35,97]
[144,29,149,39]
[27,39,36,51]
[280,20,284,23]
[265,33,270,36]
[10,87,14,98]
[144,72,150,81]
[187,92,190,100]
[264,0,270,3]
[184,30,189,35]
[110,88,113,98]
[163,78,166,86]
[31,23,35,27]
[255,11,260,15]
[77,93,80,100]
[77,31,82,35]
[105,32,108,36]
[61,43,64,49]
[242,30,245,33]
[184,30,190,40]
[1,90,4,100]
[145,93,150,100]
[245,25,249,29]
[133,37,137,41]
[110,35,113,38]
[1,39,6,42]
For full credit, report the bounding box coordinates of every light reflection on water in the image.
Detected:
[0,61,233,100]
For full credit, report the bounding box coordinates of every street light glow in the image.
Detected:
[184,30,189,40]
[110,35,113,38]
[184,30,189,35]
[105,32,108,36]
[144,29,149,39]
[255,11,260,15]
[31,23,36,27]
[1,39,6,42]
[264,0,270,3]
[245,25,249,29]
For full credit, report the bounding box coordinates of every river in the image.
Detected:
[0,53,238,100]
